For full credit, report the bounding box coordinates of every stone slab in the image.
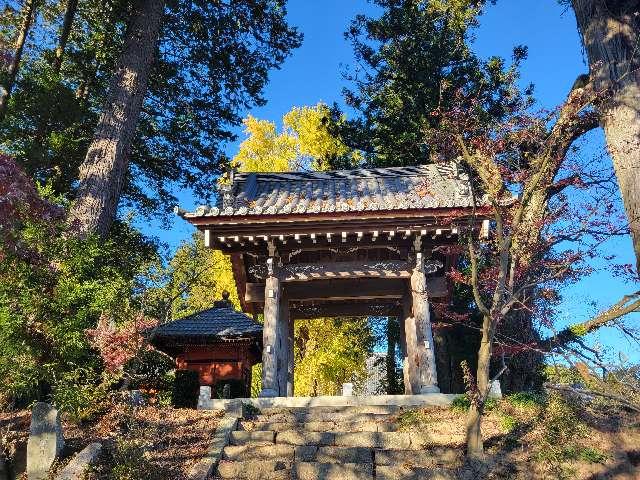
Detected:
[241,420,388,432]
[375,448,461,467]
[188,415,239,480]
[294,446,372,463]
[376,466,458,480]
[229,430,275,446]
[199,394,457,411]
[27,402,65,480]
[333,432,412,449]
[276,431,335,446]
[294,462,373,480]
[216,460,291,479]
[56,443,102,480]
[222,444,294,461]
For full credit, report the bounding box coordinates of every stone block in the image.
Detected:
[197,386,212,410]
[375,447,461,467]
[333,432,411,449]
[56,442,102,480]
[342,383,354,396]
[27,402,65,480]
[229,430,274,446]
[276,431,334,446]
[216,460,290,479]
[409,432,465,448]
[294,462,373,480]
[376,465,458,480]
[295,445,371,463]
[222,444,294,461]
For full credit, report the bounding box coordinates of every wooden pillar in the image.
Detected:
[260,257,286,397]
[410,250,440,393]
[402,288,419,394]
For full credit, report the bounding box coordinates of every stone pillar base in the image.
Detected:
[420,385,441,394]
[259,388,278,398]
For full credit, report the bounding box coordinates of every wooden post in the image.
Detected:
[410,250,440,393]
[402,289,419,394]
[260,257,283,397]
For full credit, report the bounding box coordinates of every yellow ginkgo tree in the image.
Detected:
[233,102,361,173]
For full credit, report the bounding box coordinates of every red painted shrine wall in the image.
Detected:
[175,343,258,392]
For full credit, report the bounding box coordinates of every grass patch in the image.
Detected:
[396,409,430,430]
[450,394,498,413]
[507,391,545,409]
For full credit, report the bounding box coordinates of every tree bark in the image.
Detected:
[0,0,38,122]
[465,316,492,458]
[572,0,640,271]
[52,0,78,74]
[68,0,165,236]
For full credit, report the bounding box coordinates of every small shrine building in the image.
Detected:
[176,162,488,397]
[151,294,263,397]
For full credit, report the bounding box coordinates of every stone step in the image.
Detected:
[229,430,275,446]
[259,405,399,416]
[375,447,462,468]
[251,411,394,424]
[216,460,291,479]
[239,419,397,433]
[295,445,372,463]
[376,466,459,480]
[294,461,373,480]
[222,443,295,461]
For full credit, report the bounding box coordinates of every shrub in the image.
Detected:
[124,350,175,391]
[111,438,156,480]
[534,392,588,478]
[171,370,200,408]
[507,391,545,409]
[51,367,117,423]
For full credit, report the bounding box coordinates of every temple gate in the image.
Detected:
[178,162,487,397]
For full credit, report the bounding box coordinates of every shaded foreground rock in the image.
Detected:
[55,442,102,480]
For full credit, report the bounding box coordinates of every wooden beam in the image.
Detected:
[244,277,448,303]
[290,301,402,319]
[245,278,408,302]
[281,260,412,281]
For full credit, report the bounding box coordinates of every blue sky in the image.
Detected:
[136,1,639,362]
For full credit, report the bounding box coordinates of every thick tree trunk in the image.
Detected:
[386,317,400,394]
[52,0,78,74]
[0,0,37,122]
[572,0,640,271]
[68,0,165,236]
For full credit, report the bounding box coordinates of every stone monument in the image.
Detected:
[26,402,65,480]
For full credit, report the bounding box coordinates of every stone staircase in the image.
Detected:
[214,405,463,480]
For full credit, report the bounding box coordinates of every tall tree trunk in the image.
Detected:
[52,0,78,74]
[0,0,38,122]
[386,317,399,394]
[572,0,640,271]
[68,0,165,236]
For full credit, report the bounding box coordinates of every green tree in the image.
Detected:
[1,0,303,231]
[336,0,529,167]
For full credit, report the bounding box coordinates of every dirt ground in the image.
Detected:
[393,402,640,480]
[3,398,640,479]
[1,404,222,480]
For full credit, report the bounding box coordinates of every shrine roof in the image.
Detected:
[181,161,479,219]
[151,300,262,342]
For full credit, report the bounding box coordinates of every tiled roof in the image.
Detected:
[183,161,478,218]
[151,304,262,340]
